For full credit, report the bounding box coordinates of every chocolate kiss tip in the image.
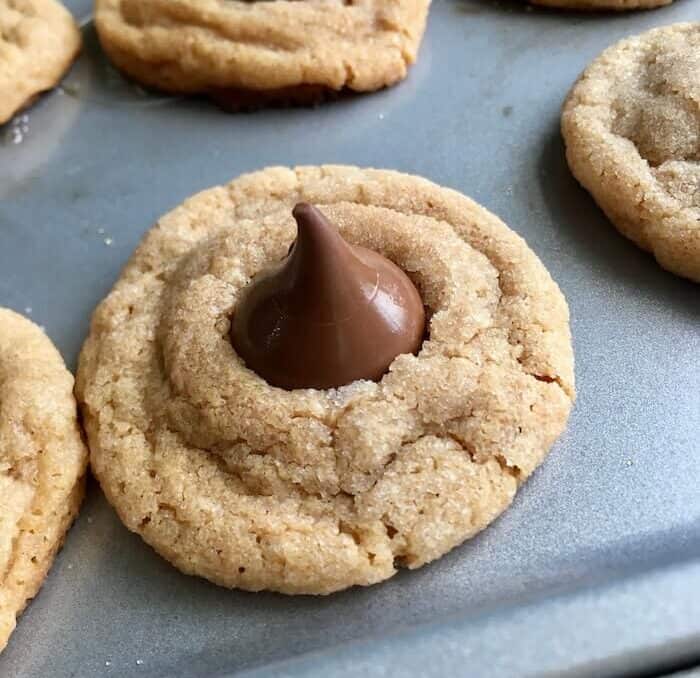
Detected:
[230,203,426,391]
[291,202,347,257]
[291,202,331,244]
[292,201,315,221]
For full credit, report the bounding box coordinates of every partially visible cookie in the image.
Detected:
[0,0,81,124]
[0,309,88,653]
[77,165,575,595]
[94,0,430,109]
[531,0,671,10]
[562,23,700,282]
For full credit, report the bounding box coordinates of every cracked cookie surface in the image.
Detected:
[562,23,700,282]
[0,0,81,124]
[93,0,430,103]
[76,166,575,594]
[0,309,88,652]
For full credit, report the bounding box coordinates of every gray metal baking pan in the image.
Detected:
[1,0,699,676]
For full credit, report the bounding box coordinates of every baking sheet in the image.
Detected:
[1,0,699,676]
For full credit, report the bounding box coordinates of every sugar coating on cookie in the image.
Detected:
[94,0,430,101]
[562,23,700,282]
[0,309,88,652]
[0,0,81,124]
[530,0,671,11]
[77,166,575,595]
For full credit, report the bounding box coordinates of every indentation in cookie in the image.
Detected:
[613,43,700,168]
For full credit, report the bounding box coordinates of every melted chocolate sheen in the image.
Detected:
[230,202,426,390]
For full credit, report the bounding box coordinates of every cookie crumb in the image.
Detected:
[6,114,31,145]
[60,83,81,97]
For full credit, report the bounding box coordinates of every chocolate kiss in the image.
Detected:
[230,203,426,390]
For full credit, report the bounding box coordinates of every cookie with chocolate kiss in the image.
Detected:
[77,165,575,594]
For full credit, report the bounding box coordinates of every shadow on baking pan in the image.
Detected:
[453,0,654,19]
[58,18,179,108]
[63,18,390,114]
[454,0,541,15]
[26,474,700,677]
[538,127,699,316]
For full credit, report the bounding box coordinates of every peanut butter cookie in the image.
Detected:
[76,166,575,595]
[562,23,700,282]
[94,0,430,109]
[0,309,88,652]
[0,0,81,124]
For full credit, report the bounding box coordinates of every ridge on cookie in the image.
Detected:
[230,202,426,390]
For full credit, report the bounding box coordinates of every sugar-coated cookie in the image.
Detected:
[77,166,575,594]
[0,309,88,652]
[563,23,700,282]
[0,0,81,124]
